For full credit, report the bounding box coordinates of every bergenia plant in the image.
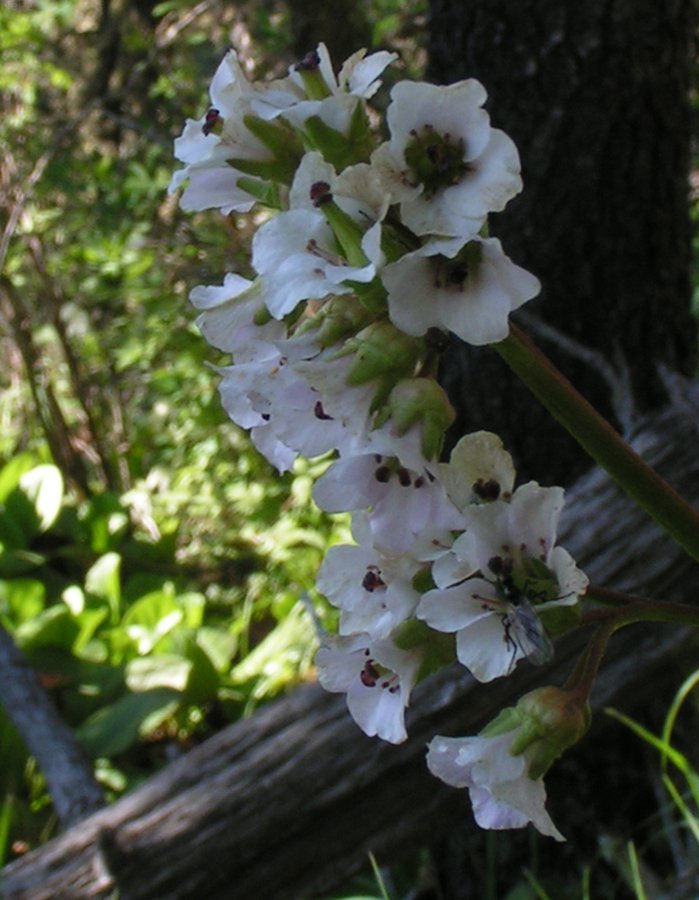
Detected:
[172,43,699,843]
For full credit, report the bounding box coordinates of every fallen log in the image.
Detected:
[2,384,699,900]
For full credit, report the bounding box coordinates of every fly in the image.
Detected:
[487,554,555,673]
[501,598,554,673]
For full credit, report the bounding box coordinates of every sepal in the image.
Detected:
[510,687,590,780]
[386,378,456,460]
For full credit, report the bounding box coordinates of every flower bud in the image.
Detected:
[510,686,590,780]
[387,378,456,460]
[310,295,375,347]
[345,321,421,387]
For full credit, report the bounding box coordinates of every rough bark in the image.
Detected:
[2,380,699,900]
[428,0,696,484]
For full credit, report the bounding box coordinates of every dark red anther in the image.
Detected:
[397,467,412,487]
[473,477,501,501]
[362,568,385,592]
[314,401,333,420]
[310,181,332,207]
[360,659,380,687]
[202,108,223,135]
[296,50,321,72]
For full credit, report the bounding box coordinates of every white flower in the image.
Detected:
[251,43,397,135]
[418,482,587,681]
[314,631,422,743]
[251,203,378,319]
[445,481,585,593]
[432,431,516,513]
[190,274,282,352]
[313,452,464,554]
[215,329,367,470]
[372,79,522,244]
[289,152,389,226]
[426,733,564,840]
[416,577,550,682]
[292,352,377,443]
[382,237,540,346]
[170,51,286,213]
[317,516,422,638]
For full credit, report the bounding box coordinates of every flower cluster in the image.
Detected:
[172,45,589,839]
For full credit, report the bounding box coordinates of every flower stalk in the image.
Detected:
[494,322,699,564]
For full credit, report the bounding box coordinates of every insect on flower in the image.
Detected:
[487,554,556,672]
[501,597,555,672]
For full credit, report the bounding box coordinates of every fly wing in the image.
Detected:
[507,599,554,666]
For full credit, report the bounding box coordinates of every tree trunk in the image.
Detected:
[2,384,699,900]
[428,0,696,485]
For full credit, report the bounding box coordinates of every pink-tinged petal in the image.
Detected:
[249,424,296,473]
[426,731,565,840]
[313,455,385,513]
[347,683,407,743]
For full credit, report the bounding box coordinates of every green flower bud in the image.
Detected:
[387,378,456,460]
[310,295,375,347]
[345,321,421,387]
[480,705,525,738]
[511,686,590,780]
[242,114,305,171]
[253,303,273,327]
[411,564,436,595]
[234,176,282,209]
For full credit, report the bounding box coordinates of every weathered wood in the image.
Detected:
[2,385,699,900]
[0,626,105,829]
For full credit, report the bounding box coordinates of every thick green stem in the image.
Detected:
[493,323,699,564]
[566,596,699,699]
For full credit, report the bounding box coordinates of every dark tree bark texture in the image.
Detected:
[428,0,697,485]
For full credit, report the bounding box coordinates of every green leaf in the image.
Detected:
[183,640,220,705]
[126,654,192,692]
[75,688,180,757]
[0,548,46,579]
[18,465,64,532]
[120,589,183,655]
[15,605,80,651]
[85,553,121,623]
[0,491,40,549]
[0,578,45,622]
[0,453,37,504]
[194,627,237,674]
